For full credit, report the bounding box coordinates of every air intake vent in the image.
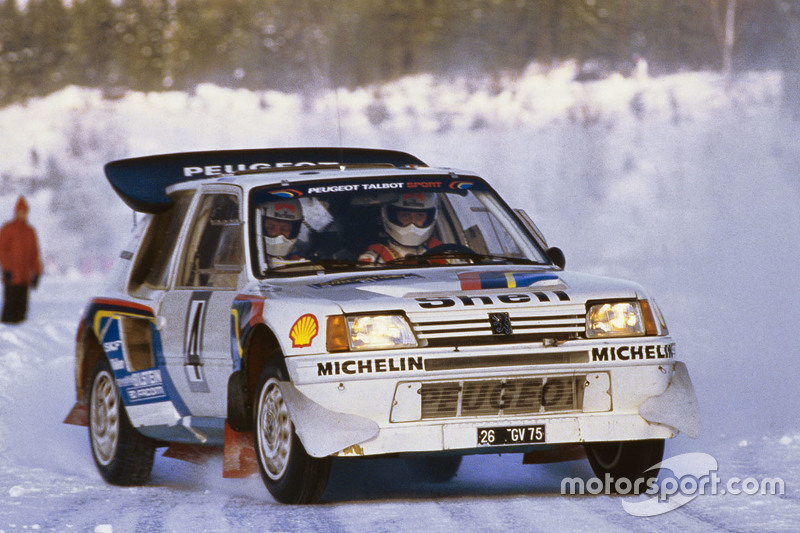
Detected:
[409,304,586,348]
[420,375,583,420]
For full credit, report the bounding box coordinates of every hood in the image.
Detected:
[257,266,645,314]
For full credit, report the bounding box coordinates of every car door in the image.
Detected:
[157,188,245,418]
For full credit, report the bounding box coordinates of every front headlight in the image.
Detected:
[327,314,418,352]
[586,301,646,338]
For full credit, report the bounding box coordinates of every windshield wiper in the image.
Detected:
[483,255,546,265]
[391,251,543,266]
[267,259,363,274]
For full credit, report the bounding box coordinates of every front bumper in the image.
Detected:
[284,339,698,458]
[333,412,675,457]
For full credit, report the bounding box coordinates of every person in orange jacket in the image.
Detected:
[0,196,42,323]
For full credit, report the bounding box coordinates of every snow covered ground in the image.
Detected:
[0,64,799,530]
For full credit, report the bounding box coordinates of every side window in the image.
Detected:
[178,193,243,289]
[129,192,194,294]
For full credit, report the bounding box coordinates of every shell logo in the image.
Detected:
[290,314,318,348]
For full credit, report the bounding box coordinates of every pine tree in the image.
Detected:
[0,0,24,103]
[0,0,791,106]
[68,0,120,89]
[22,0,70,96]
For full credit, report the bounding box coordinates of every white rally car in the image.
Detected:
[65,148,699,503]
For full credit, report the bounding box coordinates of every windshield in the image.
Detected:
[248,174,550,277]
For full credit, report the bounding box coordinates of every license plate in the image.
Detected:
[477,425,545,446]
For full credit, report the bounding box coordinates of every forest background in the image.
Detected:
[2,0,800,106]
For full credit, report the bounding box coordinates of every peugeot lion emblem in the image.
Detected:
[489,312,512,335]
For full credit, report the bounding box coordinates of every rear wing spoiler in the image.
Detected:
[104,147,427,213]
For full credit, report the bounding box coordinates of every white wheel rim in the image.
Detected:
[256,377,293,481]
[90,369,120,466]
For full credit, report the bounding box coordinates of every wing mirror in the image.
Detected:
[546,247,565,269]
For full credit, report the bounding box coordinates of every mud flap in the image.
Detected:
[223,422,258,478]
[278,381,380,458]
[639,361,701,438]
[63,402,89,426]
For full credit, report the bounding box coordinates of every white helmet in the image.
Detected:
[382,193,437,247]
[262,199,303,257]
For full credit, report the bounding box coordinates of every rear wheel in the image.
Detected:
[253,364,331,504]
[88,359,155,485]
[584,439,664,493]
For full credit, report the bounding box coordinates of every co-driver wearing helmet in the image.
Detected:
[358,193,441,263]
[261,199,305,267]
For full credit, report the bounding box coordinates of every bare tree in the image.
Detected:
[708,0,738,78]
[778,0,800,117]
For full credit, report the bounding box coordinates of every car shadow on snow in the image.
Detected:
[321,454,596,503]
[147,449,599,504]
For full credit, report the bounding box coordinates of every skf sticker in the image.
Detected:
[290,314,318,348]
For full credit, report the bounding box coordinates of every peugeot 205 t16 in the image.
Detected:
[65,147,699,503]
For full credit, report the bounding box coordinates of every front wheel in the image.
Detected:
[253,364,331,504]
[88,359,155,485]
[584,439,664,494]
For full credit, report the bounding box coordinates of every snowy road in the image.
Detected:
[0,279,796,532]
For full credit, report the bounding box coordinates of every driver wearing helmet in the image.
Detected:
[358,192,442,264]
[261,199,305,267]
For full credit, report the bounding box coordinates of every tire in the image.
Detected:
[405,455,463,483]
[88,359,155,485]
[227,370,252,432]
[253,363,331,504]
[584,439,664,494]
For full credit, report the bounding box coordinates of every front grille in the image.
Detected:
[419,375,582,420]
[409,304,586,348]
